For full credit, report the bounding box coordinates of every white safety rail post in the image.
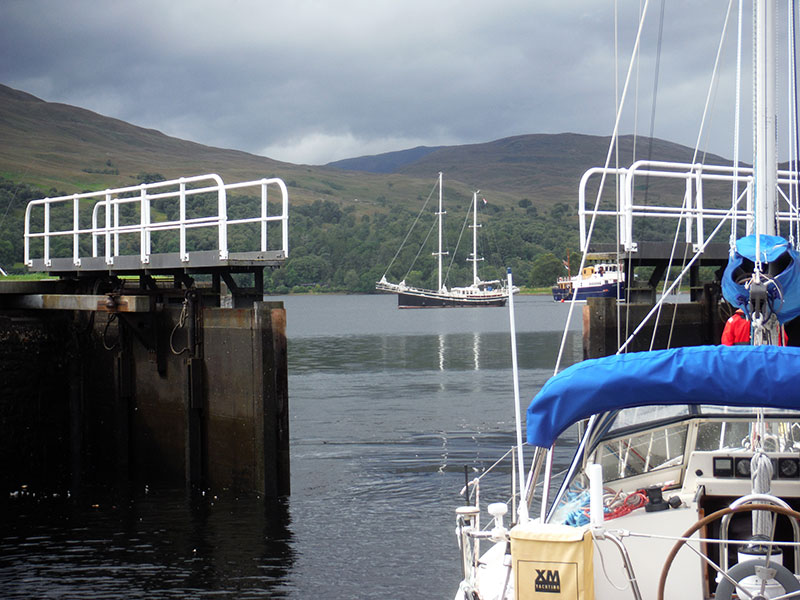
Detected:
[280,178,289,257]
[44,199,51,267]
[694,166,705,252]
[106,192,113,265]
[96,196,111,260]
[113,195,120,259]
[216,176,228,260]
[179,178,188,262]
[622,169,634,251]
[684,177,694,246]
[261,181,268,252]
[91,202,98,258]
[90,192,111,264]
[139,185,149,264]
[23,206,30,266]
[578,169,591,251]
[72,194,81,267]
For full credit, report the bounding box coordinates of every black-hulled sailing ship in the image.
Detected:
[376,173,515,308]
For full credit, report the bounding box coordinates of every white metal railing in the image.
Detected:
[579,160,800,252]
[24,174,289,268]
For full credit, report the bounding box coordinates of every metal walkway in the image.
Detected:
[579,160,800,254]
[579,160,800,301]
[24,174,289,274]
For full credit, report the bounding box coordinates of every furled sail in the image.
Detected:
[721,234,800,323]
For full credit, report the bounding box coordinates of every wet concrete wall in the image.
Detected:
[0,298,289,497]
[583,296,723,359]
[199,303,288,495]
[0,312,73,493]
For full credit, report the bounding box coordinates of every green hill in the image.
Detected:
[328,133,731,203]
[0,84,517,210]
[0,83,732,291]
[1,83,729,209]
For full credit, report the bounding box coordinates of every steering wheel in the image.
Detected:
[657,503,800,600]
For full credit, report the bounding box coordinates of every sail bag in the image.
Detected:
[510,522,594,600]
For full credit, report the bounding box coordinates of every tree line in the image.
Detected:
[264,197,582,293]
[0,176,592,291]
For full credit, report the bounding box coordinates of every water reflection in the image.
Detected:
[0,488,294,599]
[435,331,484,371]
[289,330,582,374]
[473,331,480,371]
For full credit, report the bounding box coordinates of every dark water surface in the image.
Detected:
[0,294,581,599]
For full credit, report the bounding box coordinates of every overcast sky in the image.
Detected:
[1,1,795,165]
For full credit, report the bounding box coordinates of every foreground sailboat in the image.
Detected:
[376,173,515,308]
[452,2,800,599]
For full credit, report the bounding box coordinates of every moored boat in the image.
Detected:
[551,262,624,302]
[376,172,516,308]
[376,277,508,307]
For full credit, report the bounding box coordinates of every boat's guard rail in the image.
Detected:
[24,174,289,272]
[579,160,800,253]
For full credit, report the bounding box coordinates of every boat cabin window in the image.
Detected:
[549,422,689,527]
[695,418,800,452]
[596,422,689,482]
[607,405,690,433]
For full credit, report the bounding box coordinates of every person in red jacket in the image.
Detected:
[721,308,787,345]
[721,309,751,345]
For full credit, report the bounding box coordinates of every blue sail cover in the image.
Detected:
[526,345,800,448]
[721,234,800,323]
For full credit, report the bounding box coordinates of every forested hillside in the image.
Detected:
[0,83,728,291]
[0,175,583,291]
[266,194,584,293]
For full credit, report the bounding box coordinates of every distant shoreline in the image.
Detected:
[0,274,554,296]
[267,287,552,297]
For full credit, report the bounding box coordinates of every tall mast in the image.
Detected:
[751,3,781,348]
[754,0,777,238]
[435,172,446,291]
[469,190,483,285]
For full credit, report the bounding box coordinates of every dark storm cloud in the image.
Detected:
[0,1,787,164]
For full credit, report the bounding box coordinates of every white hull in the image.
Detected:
[376,278,512,307]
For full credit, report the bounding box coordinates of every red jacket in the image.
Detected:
[721,311,750,345]
[721,310,787,345]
